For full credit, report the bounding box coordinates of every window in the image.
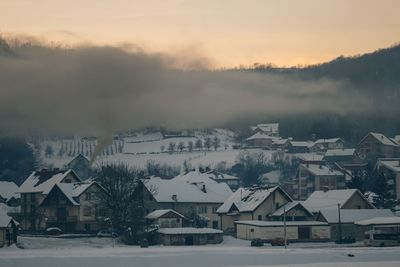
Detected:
[275,203,280,210]
[176,218,180,223]
[85,193,91,201]
[212,207,218,213]
[64,179,72,183]
[198,206,208,214]
[30,193,36,202]
[258,215,262,221]
[83,206,92,216]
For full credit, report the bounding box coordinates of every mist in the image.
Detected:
[0,38,368,138]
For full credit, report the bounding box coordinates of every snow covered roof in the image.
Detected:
[319,209,393,224]
[0,210,18,228]
[301,164,344,176]
[67,154,90,166]
[377,159,400,173]
[246,132,274,141]
[235,220,328,227]
[18,169,80,194]
[143,174,232,204]
[355,216,400,226]
[297,153,324,162]
[314,138,343,144]
[217,186,292,214]
[289,141,314,147]
[303,189,369,212]
[393,135,400,145]
[0,203,20,215]
[124,132,164,143]
[0,181,19,201]
[157,227,223,235]
[205,170,239,181]
[145,209,185,220]
[271,201,314,217]
[359,132,399,147]
[324,149,356,157]
[251,123,279,133]
[41,180,97,206]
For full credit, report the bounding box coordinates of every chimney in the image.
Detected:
[202,184,207,193]
[171,194,177,201]
[323,186,329,192]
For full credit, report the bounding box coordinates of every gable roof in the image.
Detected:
[358,132,399,147]
[205,170,239,181]
[0,181,19,201]
[324,149,356,157]
[145,209,185,220]
[318,209,393,224]
[251,123,279,133]
[289,141,314,148]
[303,189,373,212]
[67,154,90,166]
[246,132,274,141]
[314,138,343,144]
[217,186,292,214]
[40,180,99,206]
[18,169,81,194]
[143,174,232,204]
[271,201,314,217]
[301,164,344,176]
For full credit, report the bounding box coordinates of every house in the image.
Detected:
[269,201,315,221]
[356,132,400,161]
[17,169,106,232]
[235,220,330,242]
[309,138,344,153]
[374,159,400,201]
[250,123,279,137]
[293,164,346,200]
[216,186,293,232]
[142,171,233,230]
[245,132,274,148]
[323,149,356,163]
[355,216,400,233]
[303,189,375,213]
[271,138,290,150]
[39,180,107,233]
[66,154,92,180]
[297,153,325,165]
[0,181,20,206]
[287,141,314,153]
[145,209,185,228]
[157,227,223,245]
[0,211,18,247]
[316,209,393,241]
[205,170,240,190]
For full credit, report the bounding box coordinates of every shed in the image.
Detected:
[235,220,330,242]
[145,209,185,228]
[0,212,18,247]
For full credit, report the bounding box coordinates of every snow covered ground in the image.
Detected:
[1,236,400,267]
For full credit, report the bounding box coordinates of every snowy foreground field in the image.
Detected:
[1,237,400,267]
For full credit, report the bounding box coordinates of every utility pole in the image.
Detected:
[283,204,287,249]
[337,203,342,243]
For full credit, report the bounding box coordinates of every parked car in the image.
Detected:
[46,227,63,235]
[97,229,120,238]
[270,238,288,246]
[251,238,264,247]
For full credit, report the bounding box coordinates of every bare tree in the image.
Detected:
[195,139,203,151]
[204,137,212,151]
[177,141,185,152]
[95,163,146,237]
[168,142,176,154]
[187,141,194,152]
[212,136,220,151]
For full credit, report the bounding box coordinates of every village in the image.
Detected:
[1,123,400,251]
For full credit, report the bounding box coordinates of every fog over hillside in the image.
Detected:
[0,37,399,142]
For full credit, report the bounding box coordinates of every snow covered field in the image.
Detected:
[1,236,400,267]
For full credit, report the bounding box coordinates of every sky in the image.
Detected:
[1,0,399,68]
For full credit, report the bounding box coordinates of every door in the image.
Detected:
[298,227,311,240]
[185,236,194,245]
[212,221,219,229]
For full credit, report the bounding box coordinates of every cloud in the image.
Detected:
[0,37,360,138]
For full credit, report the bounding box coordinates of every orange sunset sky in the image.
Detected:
[1,0,399,68]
